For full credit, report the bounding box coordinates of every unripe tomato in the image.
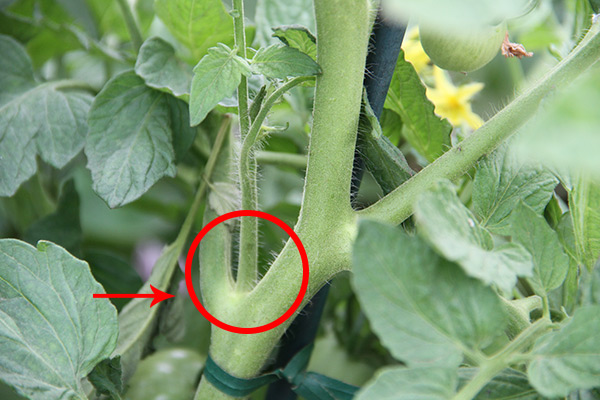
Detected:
[125,348,204,400]
[419,22,507,72]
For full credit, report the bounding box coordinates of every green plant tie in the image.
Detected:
[203,344,359,399]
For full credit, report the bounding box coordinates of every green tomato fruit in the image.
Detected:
[419,22,506,72]
[125,348,204,400]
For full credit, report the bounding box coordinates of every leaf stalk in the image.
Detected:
[115,0,143,51]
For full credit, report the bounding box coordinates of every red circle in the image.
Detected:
[185,210,309,334]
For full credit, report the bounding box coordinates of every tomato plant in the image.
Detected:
[1,0,600,399]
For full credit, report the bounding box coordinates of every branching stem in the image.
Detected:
[452,319,552,400]
[236,77,313,291]
[358,18,600,225]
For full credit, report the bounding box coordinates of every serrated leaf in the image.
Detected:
[0,239,118,400]
[135,36,192,101]
[528,305,600,397]
[569,175,600,271]
[415,180,533,294]
[190,44,250,126]
[510,202,569,295]
[272,25,316,60]
[357,366,457,400]
[473,142,559,235]
[113,242,181,383]
[384,49,452,162]
[458,368,543,400]
[86,71,194,208]
[87,356,122,400]
[352,221,506,368]
[154,0,234,60]
[23,180,82,255]
[251,44,321,79]
[0,35,91,197]
[254,0,315,46]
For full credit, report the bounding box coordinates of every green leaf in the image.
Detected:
[414,180,533,294]
[384,49,452,162]
[293,372,359,400]
[582,265,600,305]
[473,142,559,235]
[0,239,118,400]
[510,202,569,296]
[251,44,321,79]
[458,368,543,400]
[135,37,193,102]
[0,35,92,197]
[380,108,403,146]
[352,221,506,368]
[189,44,250,126]
[557,211,579,263]
[254,0,316,46]
[113,242,181,383]
[357,366,457,400]
[23,180,82,255]
[272,25,317,60]
[569,175,600,271]
[154,0,234,60]
[87,356,123,400]
[357,97,414,195]
[86,71,194,208]
[528,305,600,397]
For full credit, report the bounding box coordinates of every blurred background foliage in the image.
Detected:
[0,0,597,398]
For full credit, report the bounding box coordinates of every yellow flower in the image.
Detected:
[402,27,430,74]
[425,67,485,130]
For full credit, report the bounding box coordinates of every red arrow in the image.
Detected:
[93,285,175,307]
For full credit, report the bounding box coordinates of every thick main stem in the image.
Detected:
[359,17,600,225]
[195,1,372,398]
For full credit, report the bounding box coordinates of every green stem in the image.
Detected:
[452,319,552,400]
[176,117,231,247]
[115,0,143,51]
[232,0,256,293]
[358,17,600,225]
[233,0,250,137]
[194,1,372,398]
[542,294,551,320]
[255,151,307,169]
[52,80,97,94]
[236,77,312,291]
